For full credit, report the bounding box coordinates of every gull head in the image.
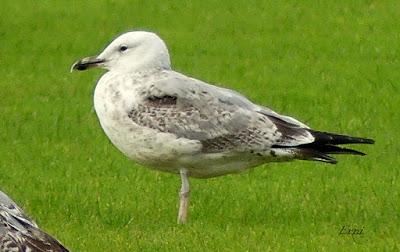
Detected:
[71,31,171,73]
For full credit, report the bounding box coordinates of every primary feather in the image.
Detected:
[0,191,68,252]
[72,31,374,178]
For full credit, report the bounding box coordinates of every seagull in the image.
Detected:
[71,31,374,224]
[0,190,68,252]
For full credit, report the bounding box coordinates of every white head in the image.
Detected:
[72,31,171,73]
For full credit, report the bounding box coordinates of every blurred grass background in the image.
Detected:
[0,0,398,251]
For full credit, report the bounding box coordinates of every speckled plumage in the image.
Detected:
[72,31,373,222]
[0,191,68,252]
[93,69,315,178]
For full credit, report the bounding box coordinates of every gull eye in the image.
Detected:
[119,45,128,52]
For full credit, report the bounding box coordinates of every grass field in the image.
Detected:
[0,0,399,251]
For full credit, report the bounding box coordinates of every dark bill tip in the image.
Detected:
[70,56,105,72]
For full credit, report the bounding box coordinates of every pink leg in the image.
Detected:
[177,168,190,224]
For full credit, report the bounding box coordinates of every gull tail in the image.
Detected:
[295,130,374,164]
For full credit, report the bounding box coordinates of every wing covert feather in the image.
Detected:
[128,72,314,152]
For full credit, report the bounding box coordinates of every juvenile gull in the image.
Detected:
[72,31,374,224]
[0,190,68,252]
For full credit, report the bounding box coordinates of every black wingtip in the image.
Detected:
[298,148,338,164]
[317,145,367,156]
[318,158,338,164]
[364,138,375,144]
[295,143,369,164]
[309,130,375,145]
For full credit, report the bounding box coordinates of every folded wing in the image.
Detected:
[0,191,69,252]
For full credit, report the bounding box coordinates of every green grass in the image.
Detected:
[0,0,399,251]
